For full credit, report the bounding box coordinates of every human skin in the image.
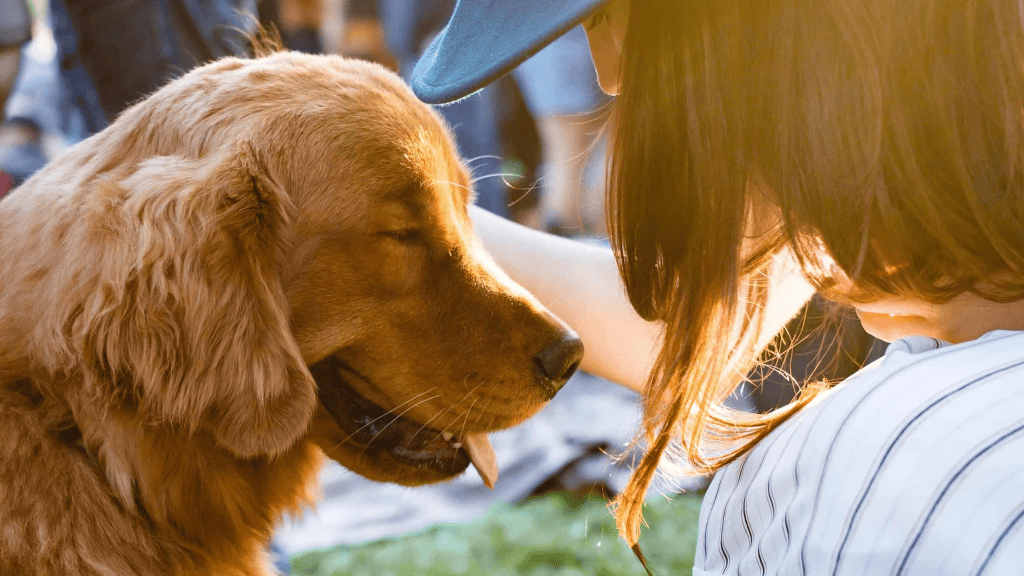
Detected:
[835,287,1024,344]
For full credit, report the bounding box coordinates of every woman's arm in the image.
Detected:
[471,206,660,393]
[471,206,816,394]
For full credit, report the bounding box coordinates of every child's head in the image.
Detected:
[602,0,1024,544]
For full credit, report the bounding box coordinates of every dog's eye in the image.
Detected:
[381,229,421,243]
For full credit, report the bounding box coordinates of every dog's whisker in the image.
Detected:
[471,172,542,202]
[463,154,504,166]
[342,387,437,438]
[471,393,500,435]
[469,172,523,184]
[410,378,489,443]
[448,395,479,473]
[506,181,541,207]
[407,403,457,445]
[409,381,483,444]
[430,385,485,442]
[352,391,440,446]
[460,379,488,402]
[428,179,474,195]
[457,396,478,441]
[354,392,446,453]
[381,387,439,419]
[338,389,440,447]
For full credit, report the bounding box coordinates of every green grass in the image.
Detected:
[290,491,703,576]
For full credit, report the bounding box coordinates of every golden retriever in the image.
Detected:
[0,52,583,575]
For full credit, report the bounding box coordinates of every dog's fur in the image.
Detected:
[0,53,577,575]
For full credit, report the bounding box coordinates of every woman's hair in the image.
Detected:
[608,0,1024,546]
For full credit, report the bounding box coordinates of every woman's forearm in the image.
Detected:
[470,207,816,394]
[471,207,660,393]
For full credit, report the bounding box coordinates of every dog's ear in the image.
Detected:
[77,144,316,458]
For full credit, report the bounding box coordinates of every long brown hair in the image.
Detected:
[607,0,1024,546]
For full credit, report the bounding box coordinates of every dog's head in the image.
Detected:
[46,53,581,487]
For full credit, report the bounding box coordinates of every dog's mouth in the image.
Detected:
[308,356,498,488]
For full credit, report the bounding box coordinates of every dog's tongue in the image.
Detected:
[460,433,498,489]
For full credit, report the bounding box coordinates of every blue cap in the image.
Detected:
[411,0,609,104]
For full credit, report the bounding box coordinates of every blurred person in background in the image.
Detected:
[0,0,293,186]
[0,0,88,190]
[277,0,324,54]
[51,0,260,132]
[0,0,29,111]
[513,26,610,237]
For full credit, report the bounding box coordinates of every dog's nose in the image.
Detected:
[534,333,584,396]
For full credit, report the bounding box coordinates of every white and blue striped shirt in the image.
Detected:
[694,330,1024,576]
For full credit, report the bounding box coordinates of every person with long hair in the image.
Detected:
[413,0,1024,573]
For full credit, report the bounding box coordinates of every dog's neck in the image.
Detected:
[56,381,322,570]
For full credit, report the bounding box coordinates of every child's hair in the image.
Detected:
[607,0,1024,546]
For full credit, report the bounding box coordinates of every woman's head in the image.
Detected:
[599,0,1024,544]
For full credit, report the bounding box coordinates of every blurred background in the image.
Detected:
[0,0,613,240]
[0,1,881,574]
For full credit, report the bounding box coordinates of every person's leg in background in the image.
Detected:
[0,0,30,112]
[0,48,20,115]
[511,26,610,237]
[0,30,67,188]
[0,44,15,195]
[48,0,107,135]
[0,41,18,196]
[428,86,511,218]
[339,0,399,70]
[529,112,601,235]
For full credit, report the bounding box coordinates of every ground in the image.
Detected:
[291,490,703,576]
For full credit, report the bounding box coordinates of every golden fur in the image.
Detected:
[0,53,578,575]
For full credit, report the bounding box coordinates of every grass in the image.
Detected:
[290,490,703,576]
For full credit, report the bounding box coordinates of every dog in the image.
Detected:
[0,52,583,575]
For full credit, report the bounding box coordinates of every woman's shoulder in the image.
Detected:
[695,330,1024,576]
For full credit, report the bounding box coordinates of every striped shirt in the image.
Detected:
[694,330,1024,576]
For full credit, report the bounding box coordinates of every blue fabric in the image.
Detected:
[411,0,609,104]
